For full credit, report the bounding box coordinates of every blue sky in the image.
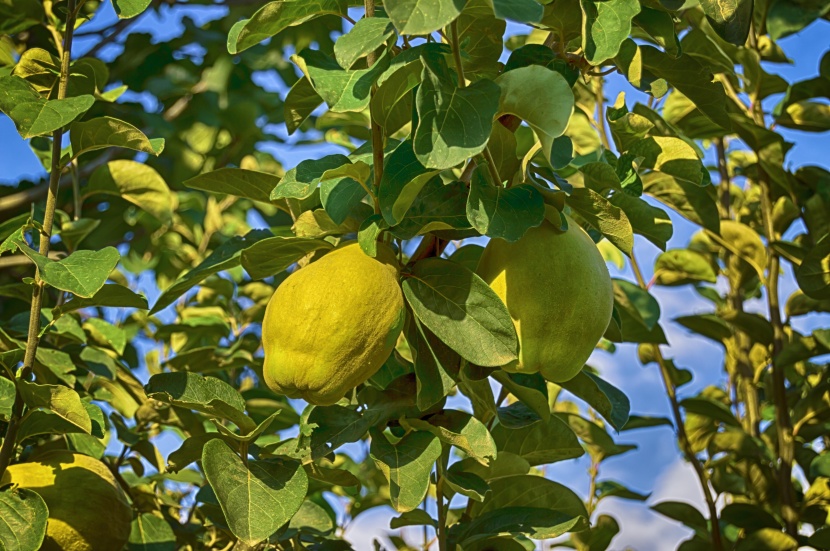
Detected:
[1,4,829,550]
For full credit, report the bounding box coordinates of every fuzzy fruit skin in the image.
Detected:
[262,242,405,405]
[1,450,132,551]
[476,217,613,382]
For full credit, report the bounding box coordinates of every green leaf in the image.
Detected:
[608,192,673,251]
[595,481,650,501]
[491,371,550,423]
[128,513,175,551]
[284,76,323,135]
[580,0,641,65]
[390,509,437,529]
[470,475,588,532]
[488,0,543,23]
[202,439,308,546]
[151,230,271,313]
[414,56,500,169]
[490,415,584,466]
[643,172,720,233]
[16,409,91,444]
[334,16,394,69]
[294,48,389,113]
[496,65,573,165]
[0,76,94,139]
[371,59,422,134]
[561,371,630,431]
[634,8,681,58]
[301,405,376,459]
[145,372,256,434]
[15,245,119,299]
[0,377,15,422]
[467,171,546,242]
[386,0,467,35]
[735,528,799,551]
[680,397,741,427]
[227,0,347,54]
[641,46,732,131]
[271,154,350,200]
[69,117,164,160]
[0,487,48,551]
[53,284,147,318]
[654,249,717,286]
[796,233,830,300]
[651,501,709,534]
[403,410,497,464]
[462,506,584,541]
[443,469,490,502]
[379,140,440,225]
[184,168,281,203]
[357,214,389,257]
[567,188,634,255]
[113,0,152,18]
[405,311,461,410]
[369,428,442,513]
[86,160,174,223]
[630,136,706,187]
[402,257,518,367]
[391,179,470,239]
[18,380,92,434]
[321,174,368,224]
[241,237,332,280]
[699,0,753,45]
[288,500,335,536]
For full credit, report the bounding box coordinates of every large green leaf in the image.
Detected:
[496,65,573,165]
[18,381,92,434]
[128,513,175,551]
[202,439,308,545]
[379,140,440,225]
[369,428,442,513]
[145,372,255,434]
[0,76,94,139]
[113,0,152,18]
[386,0,467,35]
[240,237,333,280]
[228,0,347,54]
[334,16,394,69]
[403,410,497,464]
[641,46,732,131]
[471,475,589,531]
[405,311,461,410]
[15,245,119,299]
[69,117,164,160]
[0,487,48,551]
[467,171,546,241]
[796,233,830,300]
[699,0,753,45]
[490,415,584,466]
[561,371,630,431]
[271,154,350,200]
[414,56,500,169]
[184,168,281,203]
[488,0,543,22]
[86,160,174,223]
[402,257,518,367]
[580,0,641,65]
[294,49,389,113]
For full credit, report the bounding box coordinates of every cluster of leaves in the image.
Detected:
[0,0,828,549]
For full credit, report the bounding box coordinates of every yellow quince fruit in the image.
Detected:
[1,450,132,551]
[477,216,613,382]
[262,242,405,405]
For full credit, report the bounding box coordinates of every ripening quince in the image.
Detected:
[262,242,405,405]
[477,216,613,382]
[1,450,132,551]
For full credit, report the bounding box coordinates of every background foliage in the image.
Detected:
[0,0,829,549]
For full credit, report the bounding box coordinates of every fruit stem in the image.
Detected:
[364,0,384,215]
[629,253,725,551]
[0,0,78,480]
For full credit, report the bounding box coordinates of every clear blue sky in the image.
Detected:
[1,4,829,549]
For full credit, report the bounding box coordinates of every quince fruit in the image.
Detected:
[1,450,132,551]
[477,216,613,382]
[262,242,405,405]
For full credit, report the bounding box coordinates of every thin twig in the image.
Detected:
[0,0,79,479]
[364,0,384,215]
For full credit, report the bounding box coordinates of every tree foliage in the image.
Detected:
[0,0,829,549]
